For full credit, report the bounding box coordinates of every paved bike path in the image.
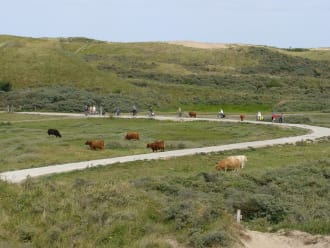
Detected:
[1,114,330,183]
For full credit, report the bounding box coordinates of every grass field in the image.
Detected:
[0,113,307,172]
[0,112,329,247]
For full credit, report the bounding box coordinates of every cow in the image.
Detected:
[228,155,248,168]
[189,111,197,118]
[47,128,62,138]
[125,132,140,140]
[240,114,245,121]
[85,140,105,150]
[215,155,247,172]
[147,140,165,152]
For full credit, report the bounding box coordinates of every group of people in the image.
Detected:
[84,105,97,115]
[111,106,284,123]
[272,112,284,123]
[257,111,284,123]
[217,109,284,123]
[256,111,264,121]
[112,105,155,118]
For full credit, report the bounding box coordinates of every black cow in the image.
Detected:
[47,128,62,138]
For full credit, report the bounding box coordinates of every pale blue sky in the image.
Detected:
[1,0,329,48]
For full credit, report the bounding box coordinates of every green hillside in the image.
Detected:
[1,35,330,113]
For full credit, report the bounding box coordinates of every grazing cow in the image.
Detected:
[147,140,165,152]
[85,140,105,150]
[47,128,62,138]
[228,155,248,168]
[215,155,247,172]
[240,114,245,121]
[125,132,140,140]
[189,111,197,118]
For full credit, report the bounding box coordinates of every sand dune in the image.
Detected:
[239,230,330,248]
[167,41,248,49]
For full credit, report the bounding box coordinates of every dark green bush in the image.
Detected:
[189,230,232,248]
[233,194,287,223]
[0,81,12,92]
[17,224,38,242]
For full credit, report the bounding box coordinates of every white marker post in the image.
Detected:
[236,209,242,223]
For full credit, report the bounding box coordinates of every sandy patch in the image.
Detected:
[167,41,247,49]
[239,230,330,248]
[311,47,330,50]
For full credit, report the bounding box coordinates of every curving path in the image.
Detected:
[1,113,330,183]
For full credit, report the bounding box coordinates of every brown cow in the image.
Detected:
[85,140,105,150]
[125,132,140,140]
[147,140,165,152]
[240,114,245,121]
[215,155,247,172]
[189,111,197,118]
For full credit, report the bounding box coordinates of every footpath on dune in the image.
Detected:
[1,112,330,248]
[1,113,330,183]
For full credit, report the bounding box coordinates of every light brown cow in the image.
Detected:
[189,111,197,118]
[147,140,165,152]
[85,140,105,150]
[215,155,247,172]
[125,132,140,140]
[233,155,248,168]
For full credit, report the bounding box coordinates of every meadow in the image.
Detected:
[0,113,307,172]
[0,113,329,247]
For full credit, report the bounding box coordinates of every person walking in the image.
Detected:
[272,112,277,123]
[149,106,155,117]
[257,111,261,121]
[218,109,225,118]
[279,113,284,123]
[177,107,182,117]
[132,105,137,117]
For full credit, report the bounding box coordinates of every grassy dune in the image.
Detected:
[1,35,330,113]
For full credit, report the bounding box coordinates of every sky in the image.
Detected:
[1,0,329,48]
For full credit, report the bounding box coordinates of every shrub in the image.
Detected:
[164,201,195,230]
[16,223,38,242]
[189,230,232,248]
[0,81,12,92]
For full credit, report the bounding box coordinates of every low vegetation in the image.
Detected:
[1,35,330,247]
[1,35,330,113]
[0,136,329,247]
[0,113,329,247]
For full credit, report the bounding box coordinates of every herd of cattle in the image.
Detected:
[47,127,247,172]
[47,129,166,153]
